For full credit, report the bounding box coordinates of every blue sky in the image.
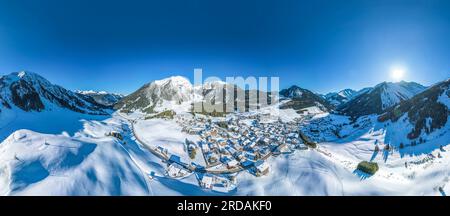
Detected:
[0,0,449,94]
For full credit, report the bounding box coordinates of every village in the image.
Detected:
[145,112,314,193]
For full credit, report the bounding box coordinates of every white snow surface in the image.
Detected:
[0,128,149,195]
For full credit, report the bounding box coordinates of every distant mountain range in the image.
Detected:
[278,81,426,117]
[1,71,447,142]
[114,76,274,114]
[336,81,426,118]
[76,90,124,107]
[323,89,357,106]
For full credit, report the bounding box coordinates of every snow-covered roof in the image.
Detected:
[202,175,213,185]
[255,160,269,171]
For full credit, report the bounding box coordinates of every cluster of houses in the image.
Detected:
[135,112,314,193]
[196,173,237,193]
[139,112,314,193]
[176,113,309,180]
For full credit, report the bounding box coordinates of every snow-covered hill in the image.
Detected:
[0,71,108,115]
[0,121,150,195]
[337,81,426,117]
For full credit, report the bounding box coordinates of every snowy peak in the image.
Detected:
[337,81,426,117]
[0,71,108,114]
[338,89,357,98]
[374,81,426,110]
[76,90,124,107]
[114,76,196,113]
[2,71,50,87]
[11,70,42,79]
[153,76,192,89]
[324,89,357,106]
[332,88,357,98]
[149,76,194,102]
[280,85,306,98]
[77,90,109,95]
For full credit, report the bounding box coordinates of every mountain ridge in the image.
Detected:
[0,71,108,115]
[76,90,124,107]
[378,79,449,140]
[279,85,333,112]
[337,81,426,118]
[324,88,357,106]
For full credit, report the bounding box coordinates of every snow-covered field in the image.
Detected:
[0,128,150,195]
[133,118,205,166]
[0,106,109,141]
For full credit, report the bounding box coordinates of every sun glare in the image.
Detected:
[390,66,406,81]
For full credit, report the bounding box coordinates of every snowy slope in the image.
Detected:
[0,106,109,141]
[378,81,426,109]
[0,129,150,195]
[293,112,449,196]
[378,78,450,142]
[338,81,426,117]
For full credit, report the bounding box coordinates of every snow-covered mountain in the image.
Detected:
[114,76,273,114]
[76,90,124,107]
[280,85,333,111]
[114,76,197,113]
[337,81,426,117]
[199,81,274,113]
[324,89,357,106]
[0,71,108,115]
[378,78,450,141]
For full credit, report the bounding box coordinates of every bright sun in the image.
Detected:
[390,66,406,81]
